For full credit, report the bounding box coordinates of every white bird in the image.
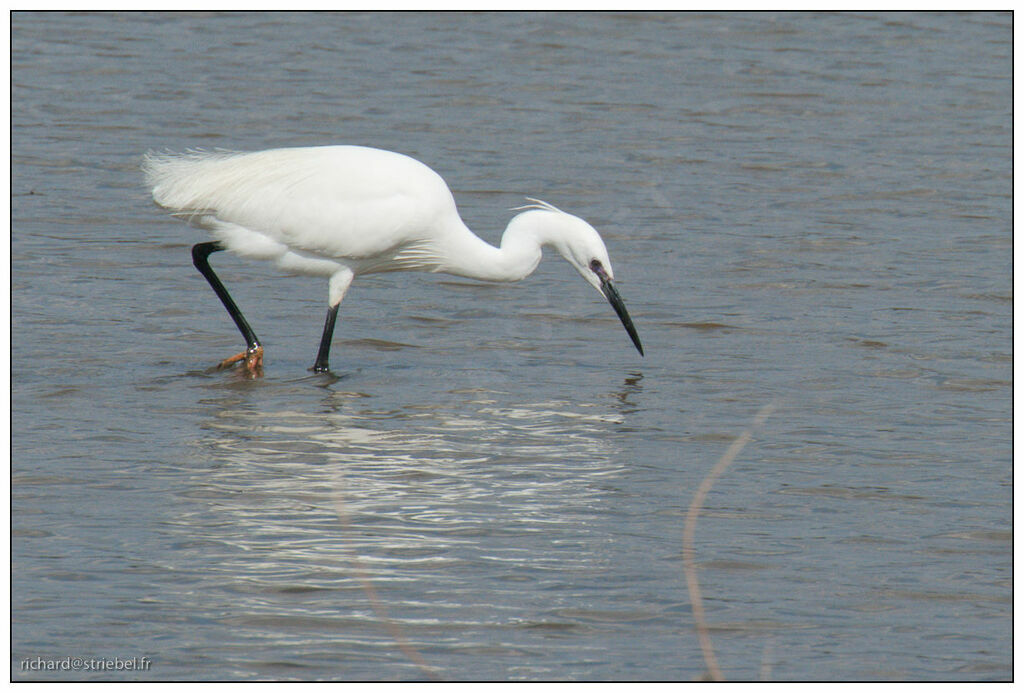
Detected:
[143,145,643,375]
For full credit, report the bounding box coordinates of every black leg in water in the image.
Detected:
[311,303,340,373]
[191,241,263,371]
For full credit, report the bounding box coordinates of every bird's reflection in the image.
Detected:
[180,389,629,552]
[159,382,638,676]
[605,371,644,417]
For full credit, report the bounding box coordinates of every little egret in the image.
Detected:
[143,145,643,375]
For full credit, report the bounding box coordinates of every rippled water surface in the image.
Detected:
[12,12,1011,681]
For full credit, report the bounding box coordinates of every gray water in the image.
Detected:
[12,11,1011,681]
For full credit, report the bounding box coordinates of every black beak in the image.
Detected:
[595,268,644,356]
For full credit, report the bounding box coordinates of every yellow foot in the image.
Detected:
[216,345,264,377]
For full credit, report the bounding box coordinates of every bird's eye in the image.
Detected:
[589,259,603,273]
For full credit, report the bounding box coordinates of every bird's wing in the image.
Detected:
[145,146,456,263]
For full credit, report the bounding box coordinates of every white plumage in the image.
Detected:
[144,145,642,374]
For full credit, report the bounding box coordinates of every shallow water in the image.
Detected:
[12,11,1011,681]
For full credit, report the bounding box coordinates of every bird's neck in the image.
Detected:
[444,215,545,282]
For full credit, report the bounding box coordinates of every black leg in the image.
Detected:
[311,303,339,373]
[191,241,261,352]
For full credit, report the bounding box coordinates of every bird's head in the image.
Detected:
[513,199,644,356]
